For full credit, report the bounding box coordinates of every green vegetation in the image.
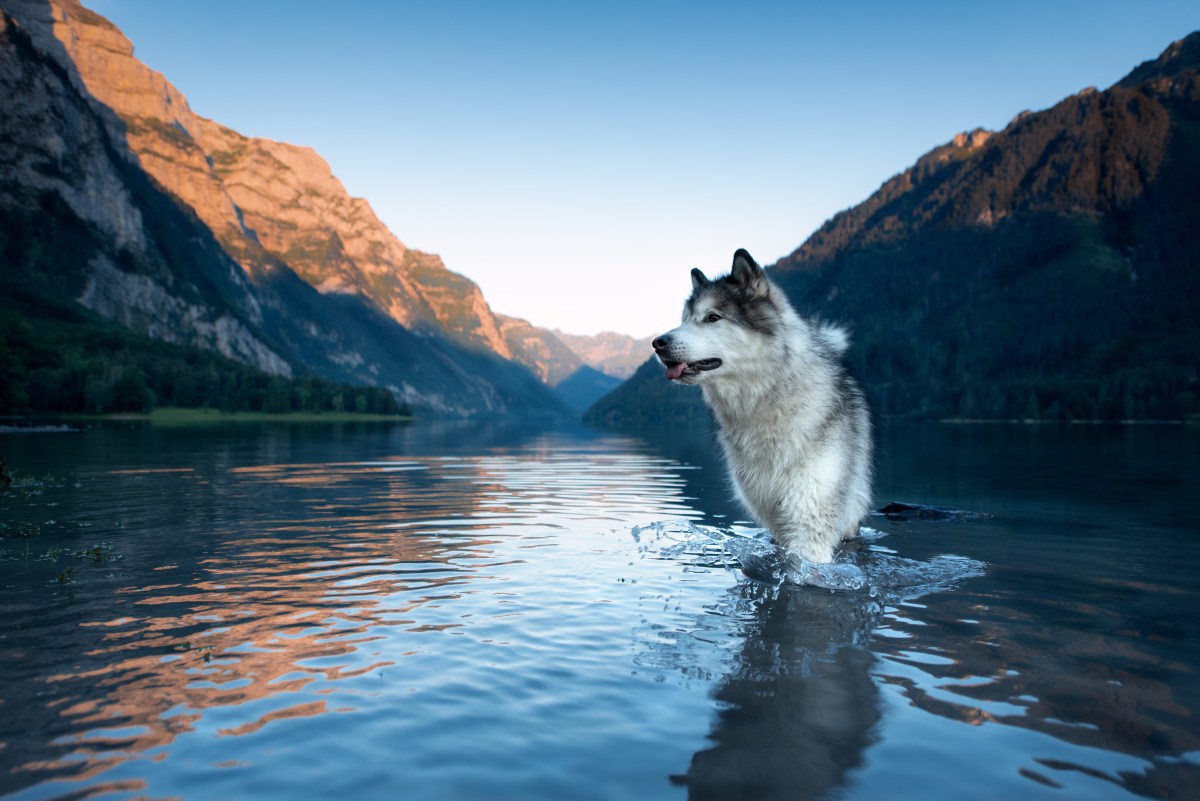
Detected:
[553,365,622,414]
[142,407,411,424]
[584,357,706,427]
[282,235,338,268]
[0,188,408,419]
[0,467,120,587]
[123,115,200,154]
[780,212,1199,422]
[0,311,408,416]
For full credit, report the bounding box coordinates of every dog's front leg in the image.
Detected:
[770,512,842,565]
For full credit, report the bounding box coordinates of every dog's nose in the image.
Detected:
[652,335,669,352]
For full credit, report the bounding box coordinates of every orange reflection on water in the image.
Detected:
[6,442,704,799]
[13,455,516,792]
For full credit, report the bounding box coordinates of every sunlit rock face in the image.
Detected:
[498,314,603,386]
[0,0,578,415]
[0,4,291,377]
[5,0,658,397]
[0,4,142,251]
[15,0,518,360]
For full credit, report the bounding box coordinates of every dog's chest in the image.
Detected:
[718,424,800,505]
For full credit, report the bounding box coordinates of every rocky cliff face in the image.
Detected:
[3,0,658,402]
[496,315,583,385]
[0,6,292,376]
[0,11,142,251]
[0,0,570,417]
[7,0,519,359]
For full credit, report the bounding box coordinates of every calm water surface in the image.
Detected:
[1,420,1198,800]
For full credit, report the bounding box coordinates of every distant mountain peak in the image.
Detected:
[782,43,1189,272]
[951,128,993,150]
[1118,30,1200,87]
[552,330,654,380]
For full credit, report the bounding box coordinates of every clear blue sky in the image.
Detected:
[87,0,1199,337]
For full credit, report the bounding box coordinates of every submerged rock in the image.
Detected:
[877,501,993,522]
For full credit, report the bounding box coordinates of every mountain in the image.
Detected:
[0,0,572,417]
[584,355,702,426]
[552,366,623,414]
[493,317,645,411]
[496,314,584,385]
[17,0,503,354]
[552,330,654,379]
[588,32,1200,425]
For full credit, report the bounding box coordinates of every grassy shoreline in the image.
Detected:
[72,407,413,425]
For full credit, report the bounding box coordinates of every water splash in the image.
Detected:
[631,521,985,600]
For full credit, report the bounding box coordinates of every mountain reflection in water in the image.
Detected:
[1,420,1198,801]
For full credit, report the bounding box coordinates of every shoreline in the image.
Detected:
[1,407,413,428]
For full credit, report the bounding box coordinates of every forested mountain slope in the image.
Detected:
[588,32,1200,425]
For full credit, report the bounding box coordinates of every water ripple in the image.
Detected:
[4,423,1198,801]
[632,520,987,599]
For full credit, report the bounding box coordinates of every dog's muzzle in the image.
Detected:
[652,335,722,381]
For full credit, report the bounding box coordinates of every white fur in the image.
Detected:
[655,257,873,564]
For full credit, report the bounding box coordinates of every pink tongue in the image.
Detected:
[665,362,687,381]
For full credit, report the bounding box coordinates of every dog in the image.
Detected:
[652,249,873,564]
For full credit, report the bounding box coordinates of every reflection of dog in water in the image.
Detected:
[653,249,873,563]
[668,583,882,800]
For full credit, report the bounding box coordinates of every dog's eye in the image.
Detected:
[705,312,721,324]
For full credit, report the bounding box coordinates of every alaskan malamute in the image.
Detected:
[653,249,873,564]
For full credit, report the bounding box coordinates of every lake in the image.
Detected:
[2,419,1198,801]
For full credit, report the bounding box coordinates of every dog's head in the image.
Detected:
[652,249,783,384]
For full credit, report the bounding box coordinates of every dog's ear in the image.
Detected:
[730,249,767,295]
[690,268,711,292]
